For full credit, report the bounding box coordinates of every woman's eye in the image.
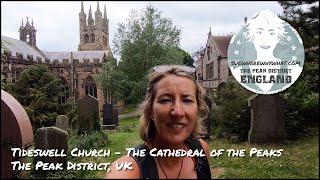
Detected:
[159,99,171,103]
[183,99,194,103]
[270,32,275,35]
[256,31,262,34]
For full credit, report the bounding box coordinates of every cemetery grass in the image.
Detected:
[209,126,319,179]
[119,104,137,115]
[99,118,319,179]
[24,118,318,179]
[92,117,142,178]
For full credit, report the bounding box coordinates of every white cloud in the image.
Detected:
[1,1,284,56]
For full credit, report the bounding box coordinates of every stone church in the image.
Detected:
[1,2,115,112]
[195,28,233,94]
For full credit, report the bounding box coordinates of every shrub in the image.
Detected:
[281,78,318,139]
[68,131,108,151]
[210,80,254,141]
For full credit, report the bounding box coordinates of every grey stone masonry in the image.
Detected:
[248,94,287,143]
[77,94,100,133]
[34,126,68,171]
[55,115,69,130]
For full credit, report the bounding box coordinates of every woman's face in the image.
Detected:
[252,22,279,52]
[151,74,198,146]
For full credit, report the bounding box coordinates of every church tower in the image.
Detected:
[78,1,110,51]
[19,17,37,47]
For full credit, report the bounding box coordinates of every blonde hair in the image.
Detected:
[138,67,209,142]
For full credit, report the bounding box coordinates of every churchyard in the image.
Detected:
[2,90,318,178]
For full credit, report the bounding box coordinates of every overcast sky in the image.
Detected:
[1,1,284,58]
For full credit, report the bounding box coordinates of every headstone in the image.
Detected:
[103,103,114,125]
[103,103,116,130]
[77,95,100,134]
[1,90,33,179]
[113,108,119,126]
[55,115,69,130]
[34,127,68,175]
[102,125,116,130]
[204,97,212,139]
[248,94,287,143]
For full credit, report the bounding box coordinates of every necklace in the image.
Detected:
[155,144,185,179]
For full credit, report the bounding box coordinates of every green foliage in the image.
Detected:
[1,72,7,90]
[27,130,108,179]
[119,78,148,104]
[120,104,137,115]
[278,1,319,63]
[112,5,186,104]
[280,75,319,139]
[302,92,319,122]
[6,64,65,131]
[278,1,319,92]
[1,39,10,90]
[178,47,195,67]
[210,128,319,179]
[68,131,109,151]
[76,109,101,135]
[96,57,123,104]
[210,80,254,141]
[118,117,138,132]
[284,110,305,139]
[301,62,319,92]
[58,96,78,127]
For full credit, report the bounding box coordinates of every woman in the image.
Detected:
[105,65,212,179]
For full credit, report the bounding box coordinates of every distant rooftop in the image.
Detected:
[1,35,47,61]
[2,35,112,62]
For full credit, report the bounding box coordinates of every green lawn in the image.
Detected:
[24,117,319,179]
[95,118,318,179]
[119,104,138,115]
[208,127,319,179]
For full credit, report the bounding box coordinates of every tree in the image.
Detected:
[7,64,64,131]
[96,56,124,104]
[174,47,195,67]
[1,39,11,90]
[192,46,205,61]
[278,1,319,63]
[112,5,184,103]
[278,1,319,91]
[278,1,319,133]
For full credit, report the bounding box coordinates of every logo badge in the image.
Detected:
[228,9,304,94]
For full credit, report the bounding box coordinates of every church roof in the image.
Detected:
[211,35,232,58]
[43,50,112,62]
[1,35,47,61]
[2,35,112,63]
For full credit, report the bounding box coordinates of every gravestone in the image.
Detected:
[77,95,100,133]
[204,97,212,139]
[113,108,119,126]
[1,90,33,179]
[34,126,68,173]
[55,115,69,130]
[248,94,287,143]
[102,103,116,130]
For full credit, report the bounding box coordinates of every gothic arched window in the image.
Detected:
[90,33,95,43]
[59,77,69,104]
[84,76,97,98]
[103,35,106,46]
[84,34,89,43]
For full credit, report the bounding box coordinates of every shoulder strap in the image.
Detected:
[130,139,212,179]
[187,137,212,179]
[129,144,158,179]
